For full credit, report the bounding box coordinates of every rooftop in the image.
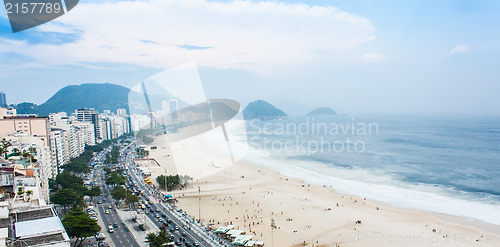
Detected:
[13,232,66,247]
[15,216,65,238]
[15,207,53,222]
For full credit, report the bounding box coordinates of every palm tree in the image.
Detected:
[145,230,171,247]
[0,140,12,159]
[21,150,31,159]
[26,190,33,202]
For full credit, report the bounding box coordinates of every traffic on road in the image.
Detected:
[85,140,224,247]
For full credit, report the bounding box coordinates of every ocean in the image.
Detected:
[232,115,500,225]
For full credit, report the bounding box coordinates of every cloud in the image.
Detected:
[177,44,214,50]
[450,44,470,55]
[0,0,375,73]
[362,52,386,62]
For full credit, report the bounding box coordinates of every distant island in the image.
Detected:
[307,107,337,116]
[243,100,288,120]
[13,83,130,116]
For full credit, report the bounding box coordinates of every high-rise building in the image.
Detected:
[0,92,6,107]
[117,108,127,116]
[0,107,16,119]
[169,99,179,122]
[161,100,170,114]
[50,115,95,160]
[76,108,100,142]
[49,128,69,175]
[0,114,50,146]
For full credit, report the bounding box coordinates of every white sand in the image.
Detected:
[143,134,500,247]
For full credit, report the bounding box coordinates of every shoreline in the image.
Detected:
[144,135,500,246]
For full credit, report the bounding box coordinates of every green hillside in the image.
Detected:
[15,83,130,116]
[243,100,288,120]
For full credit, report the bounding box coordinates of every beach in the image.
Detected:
[143,134,500,247]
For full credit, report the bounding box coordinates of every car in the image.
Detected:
[166,219,172,223]
[161,213,166,217]
[174,226,179,230]
[107,225,114,233]
[108,205,112,209]
[169,228,175,233]
[156,208,160,212]
[105,210,110,214]
[150,208,154,212]
[175,241,181,246]
[181,231,186,237]
[95,232,106,241]
[98,200,102,204]
[158,218,163,222]
[98,241,110,247]
[155,214,160,218]
[113,223,119,228]
[185,243,192,247]
[193,242,200,246]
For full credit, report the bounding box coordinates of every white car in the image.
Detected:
[95,232,106,240]
[108,225,114,233]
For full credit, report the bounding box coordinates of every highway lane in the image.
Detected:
[97,203,140,247]
[92,152,141,247]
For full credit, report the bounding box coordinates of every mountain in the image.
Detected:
[307,107,337,116]
[16,83,131,116]
[12,102,39,115]
[243,100,288,120]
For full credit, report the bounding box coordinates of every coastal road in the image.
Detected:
[94,156,141,247]
[97,203,140,247]
[123,143,221,246]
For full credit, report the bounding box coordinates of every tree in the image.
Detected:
[49,178,58,190]
[126,194,139,205]
[26,190,33,201]
[145,230,172,247]
[50,188,80,212]
[156,175,186,191]
[0,140,12,159]
[105,153,112,164]
[62,207,100,247]
[62,160,90,174]
[105,170,126,187]
[136,148,149,158]
[55,172,87,194]
[110,146,120,164]
[21,150,37,163]
[111,186,128,201]
[156,175,166,190]
[86,186,102,201]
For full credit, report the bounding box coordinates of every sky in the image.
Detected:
[1,0,500,115]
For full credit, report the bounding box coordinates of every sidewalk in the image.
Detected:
[116,208,160,247]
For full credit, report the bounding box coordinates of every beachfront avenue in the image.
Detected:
[119,140,222,246]
[87,140,224,247]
